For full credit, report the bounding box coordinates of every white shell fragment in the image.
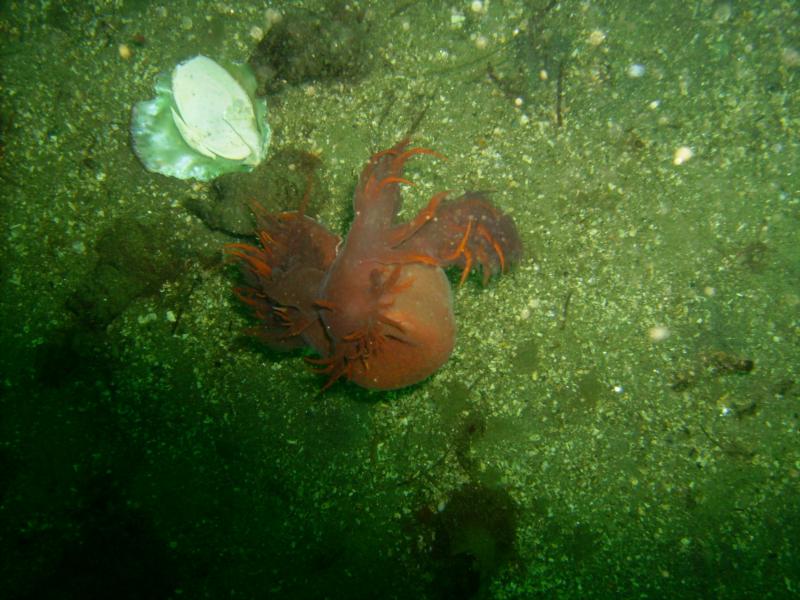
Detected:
[171,56,261,164]
[131,54,270,181]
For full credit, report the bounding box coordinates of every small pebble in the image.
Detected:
[265,8,282,27]
[782,47,800,68]
[627,63,646,78]
[673,146,694,165]
[713,3,732,24]
[249,26,264,41]
[648,326,670,343]
[588,30,606,46]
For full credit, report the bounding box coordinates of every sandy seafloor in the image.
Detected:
[1,1,799,598]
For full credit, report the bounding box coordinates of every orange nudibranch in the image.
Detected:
[226,139,522,391]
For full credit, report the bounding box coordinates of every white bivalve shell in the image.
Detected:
[170,56,261,164]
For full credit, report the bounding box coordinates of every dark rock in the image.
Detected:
[188,148,329,237]
[248,3,371,94]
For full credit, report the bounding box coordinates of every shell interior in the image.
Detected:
[171,56,260,162]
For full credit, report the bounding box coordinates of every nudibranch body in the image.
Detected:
[227,140,522,390]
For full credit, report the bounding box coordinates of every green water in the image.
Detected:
[1,1,798,598]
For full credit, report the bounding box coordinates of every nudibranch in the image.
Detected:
[131,55,271,181]
[226,140,522,390]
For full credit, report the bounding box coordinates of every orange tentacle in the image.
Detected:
[314,299,338,311]
[458,249,474,285]
[476,222,506,272]
[390,146,446,172]
[441,218,474,262]
[375,176,414,195]
[388,190,450,247]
